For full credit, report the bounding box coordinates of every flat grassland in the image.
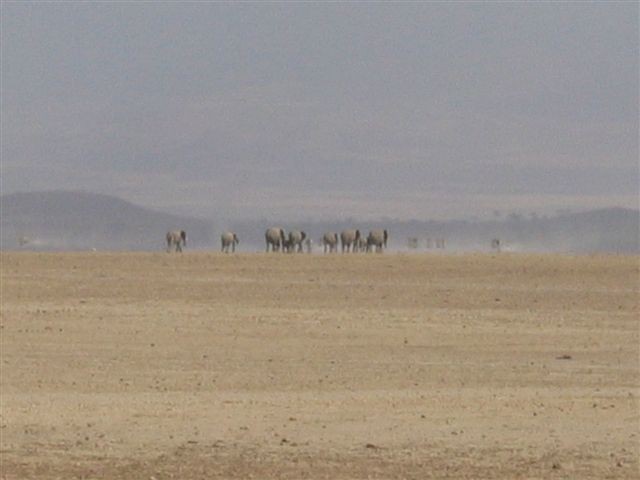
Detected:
[1,252,638,479]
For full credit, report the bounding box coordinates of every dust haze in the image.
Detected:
[2,3,639,479]
[2,191,638,253]
[2,3,638,219]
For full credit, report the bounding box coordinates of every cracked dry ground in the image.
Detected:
[1,252,638,479]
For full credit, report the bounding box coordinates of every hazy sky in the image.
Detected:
[2,2,638,221]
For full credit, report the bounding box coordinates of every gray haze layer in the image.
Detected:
[2,191,637,253]
[2,2,638,222]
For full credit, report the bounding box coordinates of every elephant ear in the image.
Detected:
[301,231,307,241]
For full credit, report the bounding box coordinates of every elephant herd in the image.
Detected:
[267,227,388,253]
[166,228,389,253]
[323,229,388,253]
[264,227,308,253]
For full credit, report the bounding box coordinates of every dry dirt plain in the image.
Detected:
[1,252,638,479]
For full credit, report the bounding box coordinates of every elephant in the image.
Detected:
[221,231,239,253]
[288,230,307,253]
[322,232,339,253]
[340,229,361,253]
[166,230,187,253]
[354,236,368,253]
[366,229,388,253]
[265,227,286,252]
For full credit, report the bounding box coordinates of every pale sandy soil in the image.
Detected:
[1,252,638,479]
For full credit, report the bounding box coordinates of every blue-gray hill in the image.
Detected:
[1,191,637,253]
[1,191,214,251]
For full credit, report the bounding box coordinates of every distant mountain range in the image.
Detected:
[1,191,214,251]
[1,190,638,253]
